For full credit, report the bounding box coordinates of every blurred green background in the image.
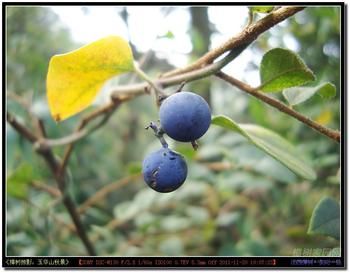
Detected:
[6,6,340,256]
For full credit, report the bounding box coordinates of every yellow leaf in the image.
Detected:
[47,35,134,121]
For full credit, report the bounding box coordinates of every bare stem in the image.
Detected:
[145,122,168,148]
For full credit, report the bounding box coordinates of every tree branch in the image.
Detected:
[34,148,97,256]
[58,48,167,176]
[162,6,305,77]
[7,5,333,256]
[59,99,121,176]
[109,6,304,99]
[216,72,340,143]
[110,43,248,98]
[49,5,326,178]
[40,130,88,147]
[7,111,97,255]
[24,198,76,234]
[83,6,306,140]
[6,112,37,143]
[31,180,61,198]
[78,174,140,214]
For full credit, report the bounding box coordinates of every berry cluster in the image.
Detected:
[142,91,211,193]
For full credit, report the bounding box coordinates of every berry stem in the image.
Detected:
[145,122,168,148]
[175,81,187,93]
[191,140,199,150]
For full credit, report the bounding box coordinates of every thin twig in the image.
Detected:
[24,198,76,233]
[58,6,310,174]
[7,92,31,109]
[162,6,305,77]
[58,79,149,175]
[6,112,37,143]
[78,174,141,214]
[6,101,87,149]
[59,99,121,176]
[43,130,88,147]
[36,118,47,138]
[134,62,165,103]
[6,6,318,255]
[203,162,235,171]
[110,44,247,99]
[31,180,62,198]
[109,7,304,96]
[91,218,124,243]
[7,112,97,255]
[7,92,46,136]
[36,147,97,255]
[216,72,340,143]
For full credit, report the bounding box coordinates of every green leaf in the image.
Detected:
[7,164,36,199]
[308,197,340,240]
[211,115,316,180]
[318,82,337,99]
[259,48,316,92]
[250,6,274,13]
[283,82,336,105]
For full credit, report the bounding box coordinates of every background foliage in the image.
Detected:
[6,6,340,256]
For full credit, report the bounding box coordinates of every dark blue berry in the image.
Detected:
[159,91,211,142]
[142,147,187,193]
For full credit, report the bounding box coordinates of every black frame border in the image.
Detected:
[2,1,347,269]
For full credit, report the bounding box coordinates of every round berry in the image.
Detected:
[159,91,211,142]
[142,147,187,193]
